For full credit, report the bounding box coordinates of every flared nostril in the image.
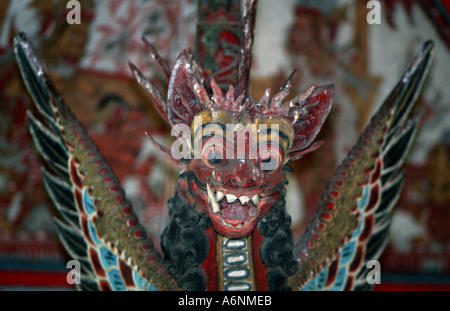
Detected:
[228,177,257,188]
[215,159,267,188]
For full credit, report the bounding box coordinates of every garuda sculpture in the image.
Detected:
[14,0,433,291]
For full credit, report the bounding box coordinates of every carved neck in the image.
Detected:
[216,234,256,291]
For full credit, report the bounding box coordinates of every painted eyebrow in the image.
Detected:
[194,123,291,151]
[201,122,227,131]
[193,122,227,139]
[258,128,289,140]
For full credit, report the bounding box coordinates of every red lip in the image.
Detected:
[187,180,279,237]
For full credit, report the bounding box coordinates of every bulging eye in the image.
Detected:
[257,145,283,171]
[202,138,227,169]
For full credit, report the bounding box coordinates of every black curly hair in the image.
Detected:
[161,182,297,291]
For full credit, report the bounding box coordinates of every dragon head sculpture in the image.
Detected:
[130,0,333,239]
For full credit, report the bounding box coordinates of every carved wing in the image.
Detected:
[289,41,434,290]
[14,33,179,291]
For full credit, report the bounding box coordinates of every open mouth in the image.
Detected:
[206,183,260,230]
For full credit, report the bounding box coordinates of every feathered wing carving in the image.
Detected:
[289,40,434,291]
[14,33,179,291]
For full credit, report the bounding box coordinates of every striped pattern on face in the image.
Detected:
[191,109,293,170]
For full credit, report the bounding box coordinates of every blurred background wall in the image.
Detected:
[0,0,449,290]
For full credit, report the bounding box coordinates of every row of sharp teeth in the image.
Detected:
[206,184,259,214]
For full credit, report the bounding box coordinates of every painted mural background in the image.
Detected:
[0,0,449,289]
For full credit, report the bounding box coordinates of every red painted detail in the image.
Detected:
[118,259,134,287]
[81,217,94,245]
[366,184,380,212]
[374,282,450,291]
[330,190,339,198]
[110,185,119,192]
[73,188,85,215]
[203,227,218,291]
[317,222,326,230]
[321,212,332,221]
[344,276,354,291]
[115,194,125,204]
[335,180,343,187]
[324,257,339,287]
[121,206,132,216]
[89,247,106,278]
[306,241,314,248]
[104,176,113,183]
[370,160,382,183]
[359,214,374,242]
[99,280,112,291]
[98,168,108,175]
[127,218,137,227]
[142,243,152,251]
[70,158,83,189]
[326,202,336,210]
[349,245,364,273]
[0,269,73,287]
[134,231,144,239]
[148,255,157,263]
[66,142,74,150]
